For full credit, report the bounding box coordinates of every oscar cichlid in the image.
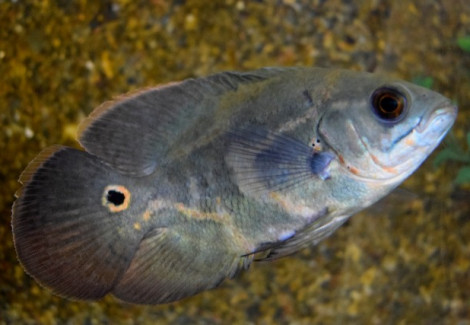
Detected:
[12,67,457,305]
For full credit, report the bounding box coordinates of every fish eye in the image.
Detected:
[371,87,408,123]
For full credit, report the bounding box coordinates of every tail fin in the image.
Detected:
[12,146,144,300]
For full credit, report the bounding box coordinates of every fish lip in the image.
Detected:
[415,103,458,134]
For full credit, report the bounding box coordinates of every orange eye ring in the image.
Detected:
[371,87,408,123]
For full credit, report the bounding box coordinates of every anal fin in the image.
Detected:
[113,223,249,304]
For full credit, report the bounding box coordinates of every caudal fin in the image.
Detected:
[12,146,144,300]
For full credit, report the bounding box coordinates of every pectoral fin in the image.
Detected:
[225,128,334,194]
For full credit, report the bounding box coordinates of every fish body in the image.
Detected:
[12,67,457,304]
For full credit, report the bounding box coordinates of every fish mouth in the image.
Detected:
[416,103,458,135]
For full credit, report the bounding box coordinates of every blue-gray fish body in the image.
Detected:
[12,67,457,304]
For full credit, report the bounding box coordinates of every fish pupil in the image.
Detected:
[107,190,125,206]
[380,96,398,113]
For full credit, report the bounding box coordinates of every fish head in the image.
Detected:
[318,72,457,185]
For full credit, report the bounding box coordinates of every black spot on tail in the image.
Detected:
[107,190,125,206]
[102,185,131,212]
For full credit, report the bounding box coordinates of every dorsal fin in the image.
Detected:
[78,68,285,176]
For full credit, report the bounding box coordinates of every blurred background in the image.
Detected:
[1,0,470,323]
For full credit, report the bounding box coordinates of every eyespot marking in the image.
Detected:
[102,185,131,212]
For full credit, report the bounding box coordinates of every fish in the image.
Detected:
[11,67,457,305]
